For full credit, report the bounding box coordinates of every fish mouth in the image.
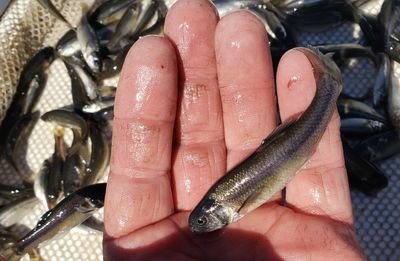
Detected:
[188,222,223,235]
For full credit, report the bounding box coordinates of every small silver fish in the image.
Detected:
[189,47,342,233]
[213,0,262,17]
[91,0,137,25]
[33,160,51,210]
[340,118,389,136]
[0,47,54,147]
[108,0,158,50]
[5,111,40,177]
[15,183,106,255]
[46,128,67,208]
[41,109,89,141]
[0,197,39,227]
[64,59,99,106]
[388,61,400,131]
[81,125,110,186]
[0,184,33,200]
[56,30,81,57]
[77,4,102,73]
[372,53,391,107]
[62,129,88,196]
[337,97,386,122]
[22,74,48,115]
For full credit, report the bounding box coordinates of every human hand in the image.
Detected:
[103,0,366,260]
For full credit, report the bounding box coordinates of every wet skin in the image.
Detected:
[104,0,366,260]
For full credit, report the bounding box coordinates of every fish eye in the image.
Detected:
[197,216,208,226]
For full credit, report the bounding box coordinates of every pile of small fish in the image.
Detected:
[0,0,399,259]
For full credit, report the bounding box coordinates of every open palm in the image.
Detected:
[104,0,365,260]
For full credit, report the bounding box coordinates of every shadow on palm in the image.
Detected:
[104,202,360,260]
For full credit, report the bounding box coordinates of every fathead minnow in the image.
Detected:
[0,197,39,227]
[342,136,388,196]
[388,61,400,131]
[15,183,106,255]
[91,105,114,122]
[63,58,99,109]
[90,0,137,26]
[62,129,88,196]
[77,4,102,74]
[372,53,391,107]
[316,44,378,67]
[56,29,81,58]
[337,96,386,122]
[21,73,48,115]
[41,109,88,141]
[0,47,54,146]
[248,4,291,46]
[81,125,110,186]
[5,111,40,176]
[189,47,342,234]
[34,160,51,210]
[213,0,263,17]
[108,0,158,51]
[340,117,389,136]
[354,130,400,162]
[47,128,67,208]
[0,184,33,200]
[378,0,400,62]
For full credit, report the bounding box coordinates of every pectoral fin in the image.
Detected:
[237,186,273,217]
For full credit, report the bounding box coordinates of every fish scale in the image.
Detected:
[189,47,342,233]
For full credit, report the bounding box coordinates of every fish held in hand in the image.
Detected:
[189,48,342,234]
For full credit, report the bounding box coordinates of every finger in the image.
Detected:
[215,10,277,170]
[276,49,353,224]
[164,0,226,211]
[104,36,178,238]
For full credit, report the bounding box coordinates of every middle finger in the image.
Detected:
[164,0,226,211]
[215,11,277,170]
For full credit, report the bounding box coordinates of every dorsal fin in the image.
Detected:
[256,114,300,152]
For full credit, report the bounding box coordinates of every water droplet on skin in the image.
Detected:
[231,41,241,48]
[184,84,206,104]
[126,123,159,163]
[237,111,245,123]
[135,66,155,111]
[233,93,243,104]
[288,75,300,90]
[310,187,321,204]
[183,153,205,167]
[178,22,192,58]
[184,179,191,193]
[179,22,189,30]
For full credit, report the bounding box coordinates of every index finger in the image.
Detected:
[104,36,178,238]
